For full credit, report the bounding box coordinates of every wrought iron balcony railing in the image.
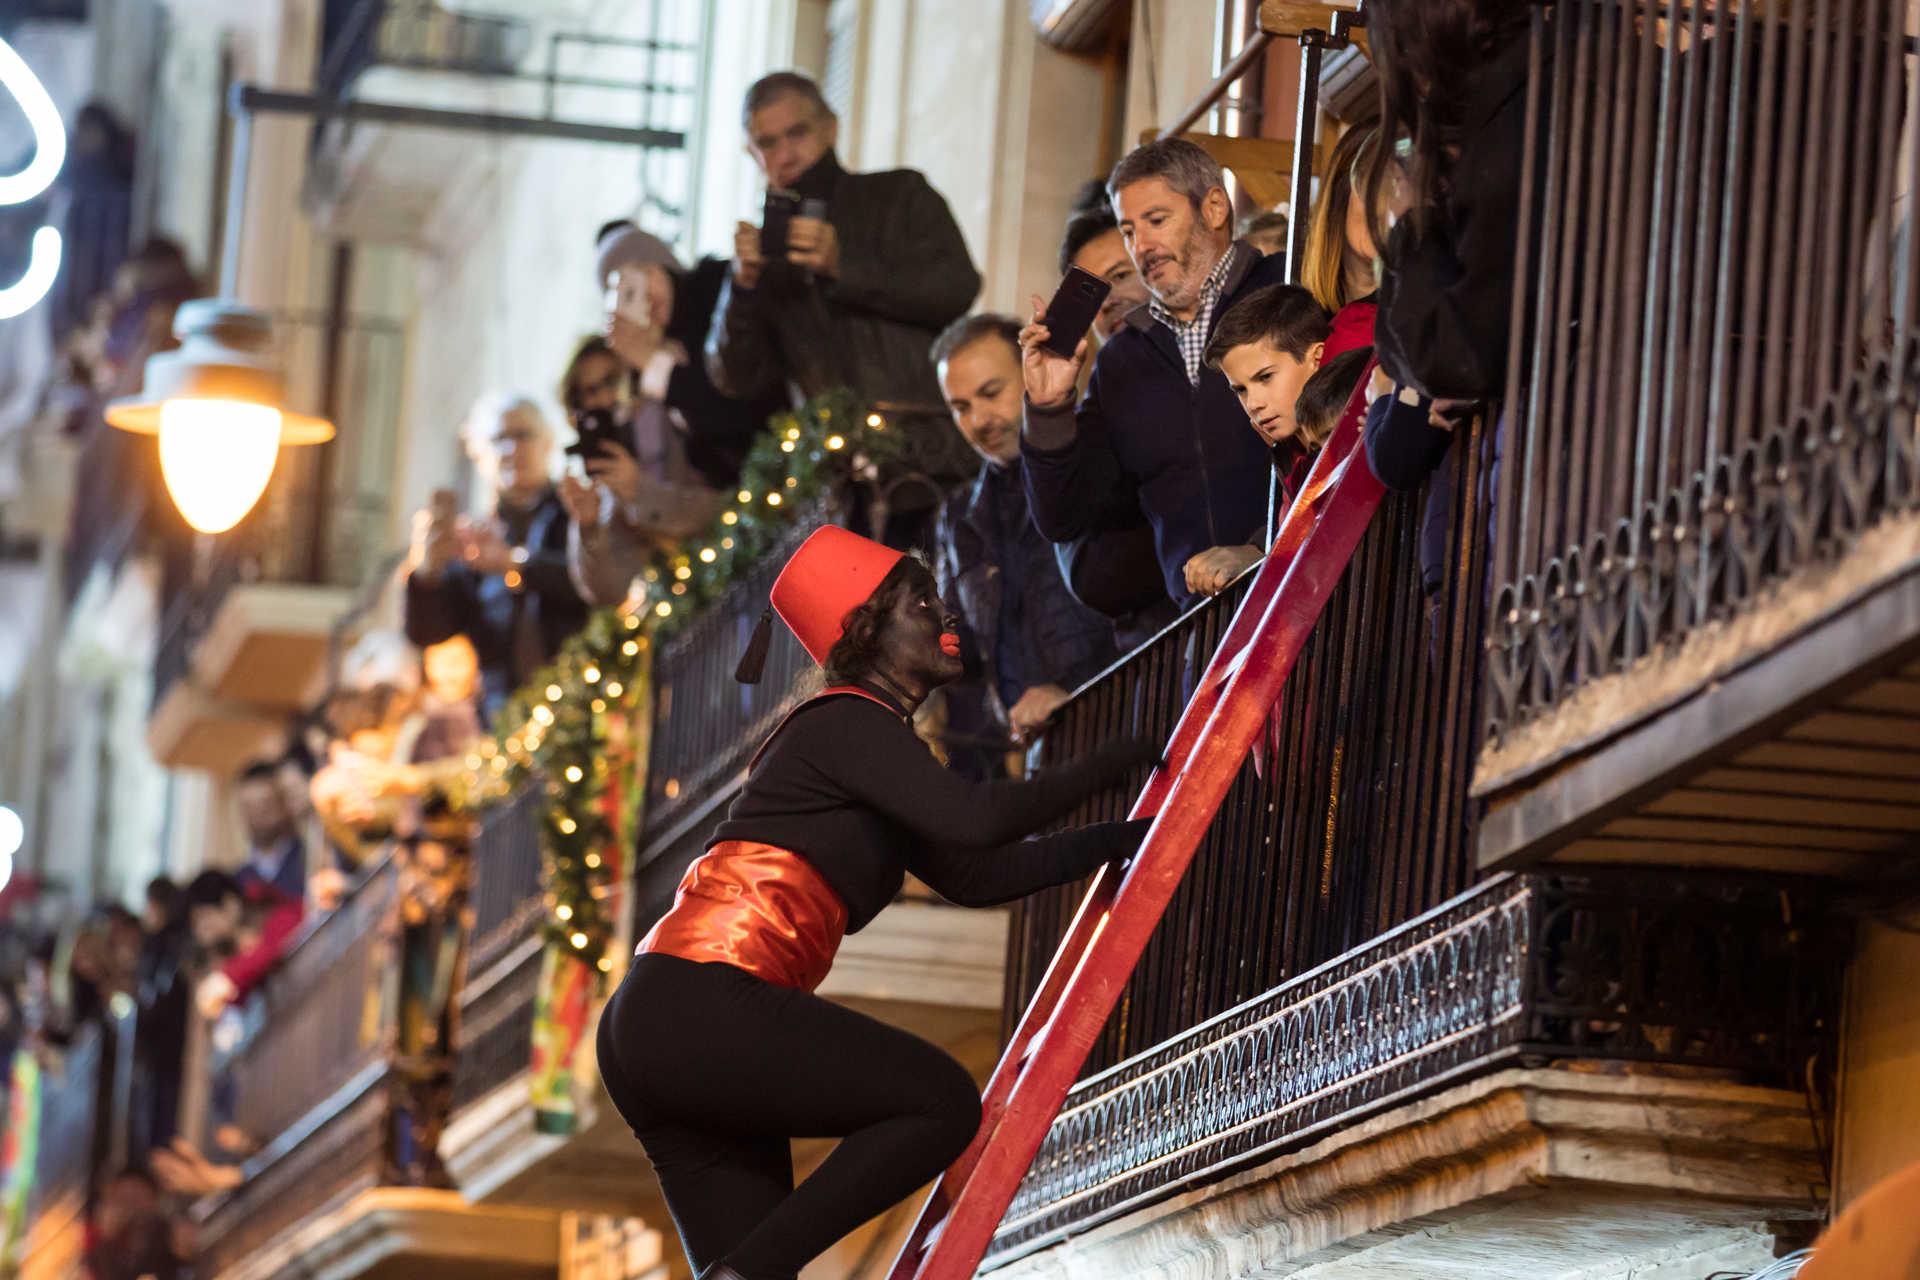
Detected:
[194,857,408,1277]
[1481,0,1918,757]
[1007,436,1491,1074]
[984,868,1840,1267]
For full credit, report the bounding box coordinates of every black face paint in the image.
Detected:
[870,571,964,706]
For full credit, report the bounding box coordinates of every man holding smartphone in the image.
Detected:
[1020,138,1290,611]
[708,71,983,518]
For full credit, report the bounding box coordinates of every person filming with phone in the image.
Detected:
[708,71,983,519]
[555,333,730,606]
[403,395,588,720]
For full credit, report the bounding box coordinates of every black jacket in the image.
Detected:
[1021,242,1284,608]
[1375,32,1535,401]
[935,460,1117,714]
[665,256,787,488]
[404,487,589,719]
[706,151,982,482]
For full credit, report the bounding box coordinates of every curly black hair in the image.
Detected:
[823,555,936,687]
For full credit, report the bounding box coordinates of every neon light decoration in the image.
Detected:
[0,35,66,319]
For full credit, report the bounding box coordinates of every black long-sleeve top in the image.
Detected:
[711,687,1153,932]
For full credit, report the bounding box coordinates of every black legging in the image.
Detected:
[596,953,981,1280]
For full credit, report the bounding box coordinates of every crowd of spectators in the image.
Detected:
[4,4,1543,1266]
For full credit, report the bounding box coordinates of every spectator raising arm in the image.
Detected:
[1018,297,1123,544]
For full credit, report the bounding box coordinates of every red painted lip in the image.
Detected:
[939,633,961,657]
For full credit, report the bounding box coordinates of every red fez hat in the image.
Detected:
[772,526,904,666]
[734,526,904,682]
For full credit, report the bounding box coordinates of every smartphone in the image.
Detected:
[1040,266,1112,358]
[603,266,651,329]
[761,190,801,256]
[761,192,830,257]
[565,407,624,461]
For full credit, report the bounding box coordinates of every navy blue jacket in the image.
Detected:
[1021,242,1284,608]
[935,459,1117,716]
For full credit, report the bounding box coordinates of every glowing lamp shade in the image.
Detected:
[158,399,285,533]
[106,300,331,533]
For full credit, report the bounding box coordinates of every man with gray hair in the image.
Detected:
[708,70,982,519]
[1019,137,1291,609]
[403,395,588,718]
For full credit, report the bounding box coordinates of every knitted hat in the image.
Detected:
[734,526,903,682]
[595,225,683,287]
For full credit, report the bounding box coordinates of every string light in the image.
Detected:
[622,639,640,656]
[545,683,563,701]
[585,853,602,869]
[826,435,845,450]
[699,547,716,563]
[605,681,623,697]
[590,698,606,713]
[720,537,734,550]
[785,476,798,488]
[655,601,672,617]
[780,440,795,453]
[596,956,613,972]
[866,413,883,427]
[531,704,554,726]
[675,564,692,579]
[722,510,739,525]
[571,932,589,949]
[671,582,686,595]
[737,489,751,503]
[565,765,584,783]
[556,904,573,921]
[767,492,782,506]
[582,665,601,683]
[557,816,577,834]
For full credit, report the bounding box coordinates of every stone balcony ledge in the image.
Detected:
[990,1066,1824,1280]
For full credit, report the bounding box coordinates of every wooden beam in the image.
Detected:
[1260,1,1360,37]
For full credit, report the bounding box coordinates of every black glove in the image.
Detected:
[1089,736,1165,779]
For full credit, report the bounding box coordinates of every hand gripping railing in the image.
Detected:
[888,370,1387,1280]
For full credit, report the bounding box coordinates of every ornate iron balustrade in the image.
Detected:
[29,1023,103,1219]
[983,868,1838,1268]
[1483,0,1919,748]
[196,857,406,1277]
[451,780,544,1115]
[1008,434,1490,1073]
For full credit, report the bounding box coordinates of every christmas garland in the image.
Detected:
[442,389,917,968]
[635,386,904,635]
[445,606,651,974]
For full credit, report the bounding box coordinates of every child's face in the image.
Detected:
[1220,337,1324,447]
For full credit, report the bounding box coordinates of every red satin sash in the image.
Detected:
[637,841,848,991]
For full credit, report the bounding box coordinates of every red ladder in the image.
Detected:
[888,374,1389,1280]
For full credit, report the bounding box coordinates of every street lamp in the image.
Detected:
[104,300,333,534]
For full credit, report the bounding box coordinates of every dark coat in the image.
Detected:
[706,151,982,483]
[936,460,1117,714]
[1374,33,1534,402]
[404,487,589,718]
[1021,242,1285,608]
[665,256,786,488]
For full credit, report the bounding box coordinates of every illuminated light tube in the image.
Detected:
[0,226,61,320]
[0,36,66,205]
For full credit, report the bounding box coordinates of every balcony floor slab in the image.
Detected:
[986,1066,1823,1280]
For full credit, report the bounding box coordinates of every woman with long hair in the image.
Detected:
[596,527,1157,1280]
[1301,118,1384,359]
